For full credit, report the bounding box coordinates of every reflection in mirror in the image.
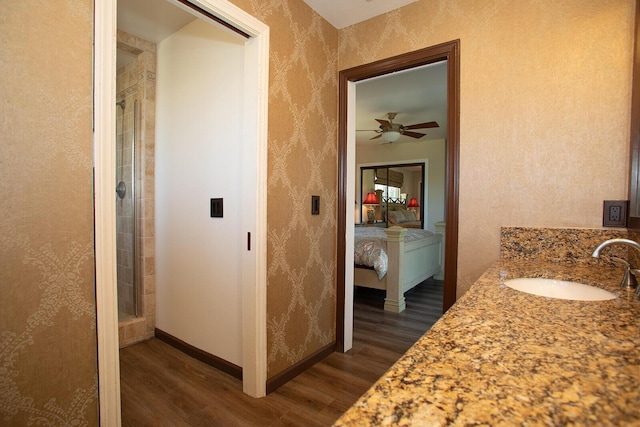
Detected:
[629,0,640,228]
[359,163,425,229]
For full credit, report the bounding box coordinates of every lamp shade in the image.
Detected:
[407,197,419,208]
[363,192,379,205]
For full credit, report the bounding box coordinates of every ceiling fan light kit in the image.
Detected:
[359,112,439,143]
[382,130,401,142]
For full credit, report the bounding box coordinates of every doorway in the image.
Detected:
[94,0,270,422]
[336,40,460,352]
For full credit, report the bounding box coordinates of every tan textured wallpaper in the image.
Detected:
[0,0,98,425]
[229,0,339,377]
[338,0,635,295]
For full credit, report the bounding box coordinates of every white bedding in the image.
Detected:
[354,227,435,279]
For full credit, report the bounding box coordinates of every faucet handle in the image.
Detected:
[624,268,638,289]
[609,257,638,289]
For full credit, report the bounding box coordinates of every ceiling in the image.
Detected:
[355,62,448,145]
[302,0,418,29]
[117,0,419,40]
[117,0,196,44]
[117,0,447,145]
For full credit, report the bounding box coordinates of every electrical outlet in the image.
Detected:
[603,200,627,227]
[609,206,621,222]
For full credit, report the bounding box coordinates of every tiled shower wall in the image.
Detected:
[116,30,156,347]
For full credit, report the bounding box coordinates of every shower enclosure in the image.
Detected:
[116,98,138,320]
[115,29,157,346]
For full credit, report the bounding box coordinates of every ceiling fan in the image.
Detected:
[358,112,439,143]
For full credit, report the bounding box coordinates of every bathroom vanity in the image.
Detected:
[335,239,640,425]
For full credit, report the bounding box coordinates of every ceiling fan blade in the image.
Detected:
[369,134,383,140]
[375,119,391,129]
[402,131,426,139]
[404,121,439,130]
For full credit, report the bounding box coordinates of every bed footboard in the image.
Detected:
[354,226,443,312]
[384,227,442,312]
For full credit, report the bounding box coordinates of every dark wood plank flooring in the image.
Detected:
[119,279,444,426]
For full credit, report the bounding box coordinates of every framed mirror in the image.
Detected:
[629,0,640,229]
[359,163,425,229]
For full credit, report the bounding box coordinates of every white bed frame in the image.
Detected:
[354,226,443,312]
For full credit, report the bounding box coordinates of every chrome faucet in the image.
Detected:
[592,238,640,294]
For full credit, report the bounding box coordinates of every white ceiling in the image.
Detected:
[117,0,196,44]
[117,0,447,145]
[117,0,420,42]
[355,62,448,145]
[302,0,418,29]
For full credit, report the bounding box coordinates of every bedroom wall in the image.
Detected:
[200,0,340,378]
[340,0,634,295]
[0,0,99,424]
[155,19,245,365]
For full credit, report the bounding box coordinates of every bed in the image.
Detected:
[354,226,443,312]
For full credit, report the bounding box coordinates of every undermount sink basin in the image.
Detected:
[504,278,617,301]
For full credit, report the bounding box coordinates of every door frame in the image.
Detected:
[94,0,270,423]
[336,40,460,351]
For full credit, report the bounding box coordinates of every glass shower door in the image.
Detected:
[116,98,137,320]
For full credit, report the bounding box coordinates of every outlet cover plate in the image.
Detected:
[603,200,627,227]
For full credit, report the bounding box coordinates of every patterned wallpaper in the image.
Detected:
[230,0,339,376]
[338,0,635,295]
[0,0,98,425]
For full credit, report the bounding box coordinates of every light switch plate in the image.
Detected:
[211,198,223,218]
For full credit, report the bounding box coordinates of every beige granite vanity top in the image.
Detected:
[335,259,640,426]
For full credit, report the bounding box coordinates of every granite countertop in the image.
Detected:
[334,259,640,426]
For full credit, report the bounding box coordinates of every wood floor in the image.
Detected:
[119,279,444,426]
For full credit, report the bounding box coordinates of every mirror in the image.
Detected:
[359,163,425,229]
[629,0,640,229]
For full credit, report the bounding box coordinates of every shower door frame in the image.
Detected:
[94,0,270,423]
[115,97,138,321]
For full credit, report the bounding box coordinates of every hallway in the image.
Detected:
[120,279,444,426]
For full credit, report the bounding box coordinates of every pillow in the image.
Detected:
[388,210,403,225]
[402,209,416,221]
